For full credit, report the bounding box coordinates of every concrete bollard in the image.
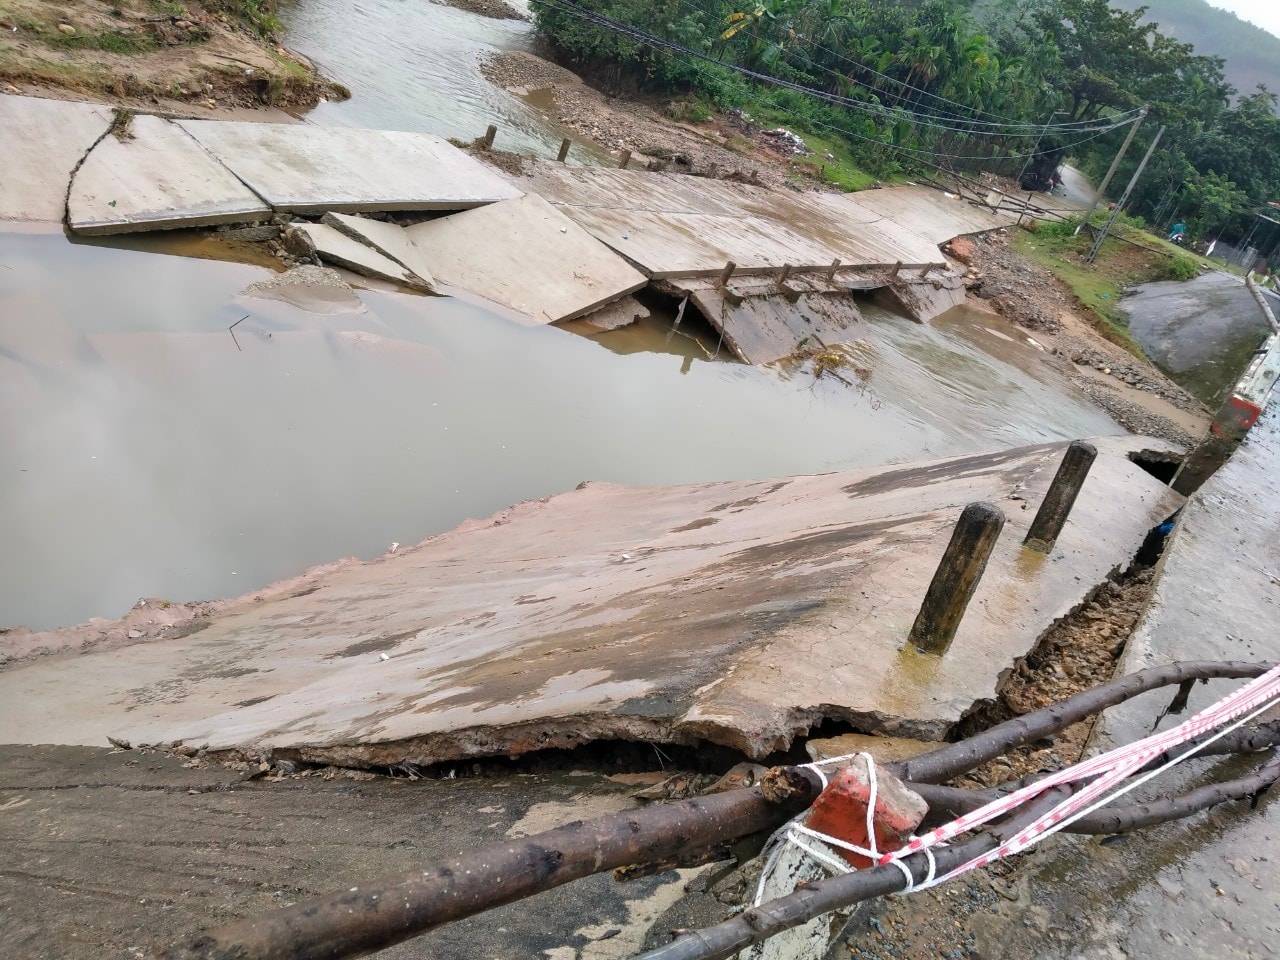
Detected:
[619,149,631,169]
[908,502,1006,656]
[481,125,497,150]
[827,258,841,281]
[890,261,903,278]
[776,263,793,287]
[557,138,571,162]
[1024,441,1098,553]
[718,261,737,288]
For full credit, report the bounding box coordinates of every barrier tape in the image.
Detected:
[760,663,1280,900]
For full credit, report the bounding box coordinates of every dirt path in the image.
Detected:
[0,744,698,960]
[0,0,346,113]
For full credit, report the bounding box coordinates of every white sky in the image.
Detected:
[1207,0,1280,40]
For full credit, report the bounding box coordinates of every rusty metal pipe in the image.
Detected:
[632,789,1072,960]
[158,772,818,960]
[889,660,1272,785]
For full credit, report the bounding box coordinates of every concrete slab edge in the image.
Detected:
[71,207,274,236]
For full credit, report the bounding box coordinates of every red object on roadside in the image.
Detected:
[803,759,928,869]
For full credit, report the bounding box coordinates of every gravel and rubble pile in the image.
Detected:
[965,231,1069,333]
[480,51,793,188]
[1068,345,1204,413]
[1070,382,1197,447]
[432,0,528,19]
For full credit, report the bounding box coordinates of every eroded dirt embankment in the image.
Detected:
[0,0,347,112]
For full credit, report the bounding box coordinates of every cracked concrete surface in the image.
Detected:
[0,437,1182,765]
[0,94,112,223]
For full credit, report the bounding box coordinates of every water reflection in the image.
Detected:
[1,231,1118,629]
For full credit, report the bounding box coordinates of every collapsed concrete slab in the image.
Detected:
[509,163,1012,278]
[0,437,1183,764]
[404,193,648,323]
[321,212,437,286]
[289,222,433,291]
[875,271,970,324]
[687,286,868,364]
[67,115,272,235]
[573,295,651,331]
[175,120,523,213]
[0,94,112,223]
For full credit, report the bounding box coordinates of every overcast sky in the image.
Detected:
[1207,0,1280,39]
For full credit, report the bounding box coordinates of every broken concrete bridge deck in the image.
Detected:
[508,161,1014,279]
[0,437,1182,767]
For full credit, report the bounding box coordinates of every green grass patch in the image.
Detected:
[268,48,310,79]
[203,0,280,38]
[749,107,879,192]
[1012,227,1150,359]
[50,28,158,55]
[147,0,190,17]
[792,127,879,192]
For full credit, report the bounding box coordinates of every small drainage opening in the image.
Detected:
[1128,449,1182,485]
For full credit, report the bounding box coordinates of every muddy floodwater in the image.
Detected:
[0,230,1118,630]
[278,0,597,159]
[1123,271,1273,405]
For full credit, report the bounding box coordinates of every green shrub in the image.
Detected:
[1163,255,1199,281]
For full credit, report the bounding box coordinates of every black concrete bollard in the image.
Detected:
[909,502,1006,656]
[1024,441,1098,553]
[482,125,497,150]
[557,138,571,162]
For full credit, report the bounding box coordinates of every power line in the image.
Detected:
[667,47,1133,164]
[629,0,1035,126]
[530,0,1143,137]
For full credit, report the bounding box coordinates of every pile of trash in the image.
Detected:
[759,127,811,156]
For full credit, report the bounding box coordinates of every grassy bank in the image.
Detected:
[0,0,345,110]
[1013,218,1201,359]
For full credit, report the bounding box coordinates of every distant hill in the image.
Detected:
[1110,0,1280,98]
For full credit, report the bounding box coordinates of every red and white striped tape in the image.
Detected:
[879,662,1280,888]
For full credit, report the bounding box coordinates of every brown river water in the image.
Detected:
[1,0,1127,630]
[0,227,1119,630]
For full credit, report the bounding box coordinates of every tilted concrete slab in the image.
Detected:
[0,437,1182,764]
[175,120,523,213]
[0,94,112,223]
[508,162,1011,278]
[851,185,1013,246]
[688,288,868,364]
[572,294,651,331]
[67,115,271,235]
[321,212,436,287]
[875,272,970,324]
[404,193,647,323]
[290,222,433,291]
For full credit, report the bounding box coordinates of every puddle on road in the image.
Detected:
[278,0,605,161]
[1,231,1118,630]
[1122,272,1271,405]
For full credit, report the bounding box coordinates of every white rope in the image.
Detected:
[754,673,1280,906]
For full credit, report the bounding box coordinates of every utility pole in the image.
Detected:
[1076,106,1148,235]
[1087,124,1165,263]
